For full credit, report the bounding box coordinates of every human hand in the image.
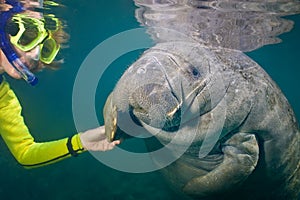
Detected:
[79,126,120,151]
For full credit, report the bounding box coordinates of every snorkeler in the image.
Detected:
[0,0,120,168]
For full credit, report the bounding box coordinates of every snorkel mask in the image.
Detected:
[0,0,60,85]
[10,14,60,64]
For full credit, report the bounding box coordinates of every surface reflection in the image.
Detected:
[135,0,300,51]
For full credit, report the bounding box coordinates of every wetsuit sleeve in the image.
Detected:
[0,80,85,168]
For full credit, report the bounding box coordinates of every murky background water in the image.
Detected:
[0,0,299,199]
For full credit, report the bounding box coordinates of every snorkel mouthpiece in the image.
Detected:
[11,58,38,86]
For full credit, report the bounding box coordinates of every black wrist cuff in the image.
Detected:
[67,136,79,157]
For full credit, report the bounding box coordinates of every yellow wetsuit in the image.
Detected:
[0,76,85,168]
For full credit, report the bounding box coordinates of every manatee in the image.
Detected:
[103,1,300,199]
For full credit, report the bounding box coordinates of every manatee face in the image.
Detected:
[110,48,226,138]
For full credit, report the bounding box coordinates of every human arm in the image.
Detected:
[0,79,119,168]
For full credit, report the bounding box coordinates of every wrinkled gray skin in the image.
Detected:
[104,1,300,199]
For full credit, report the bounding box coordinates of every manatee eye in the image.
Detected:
[189,65,201,79]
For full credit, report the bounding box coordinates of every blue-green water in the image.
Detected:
[0,0,299,199]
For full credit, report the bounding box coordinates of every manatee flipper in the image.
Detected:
[183,132,259,197]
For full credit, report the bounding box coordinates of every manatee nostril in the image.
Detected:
[137,67,146,74]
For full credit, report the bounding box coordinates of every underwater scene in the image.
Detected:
[0,0,299,199]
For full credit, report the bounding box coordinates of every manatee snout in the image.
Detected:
[104,81,182,141]
[129,83,182,131]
